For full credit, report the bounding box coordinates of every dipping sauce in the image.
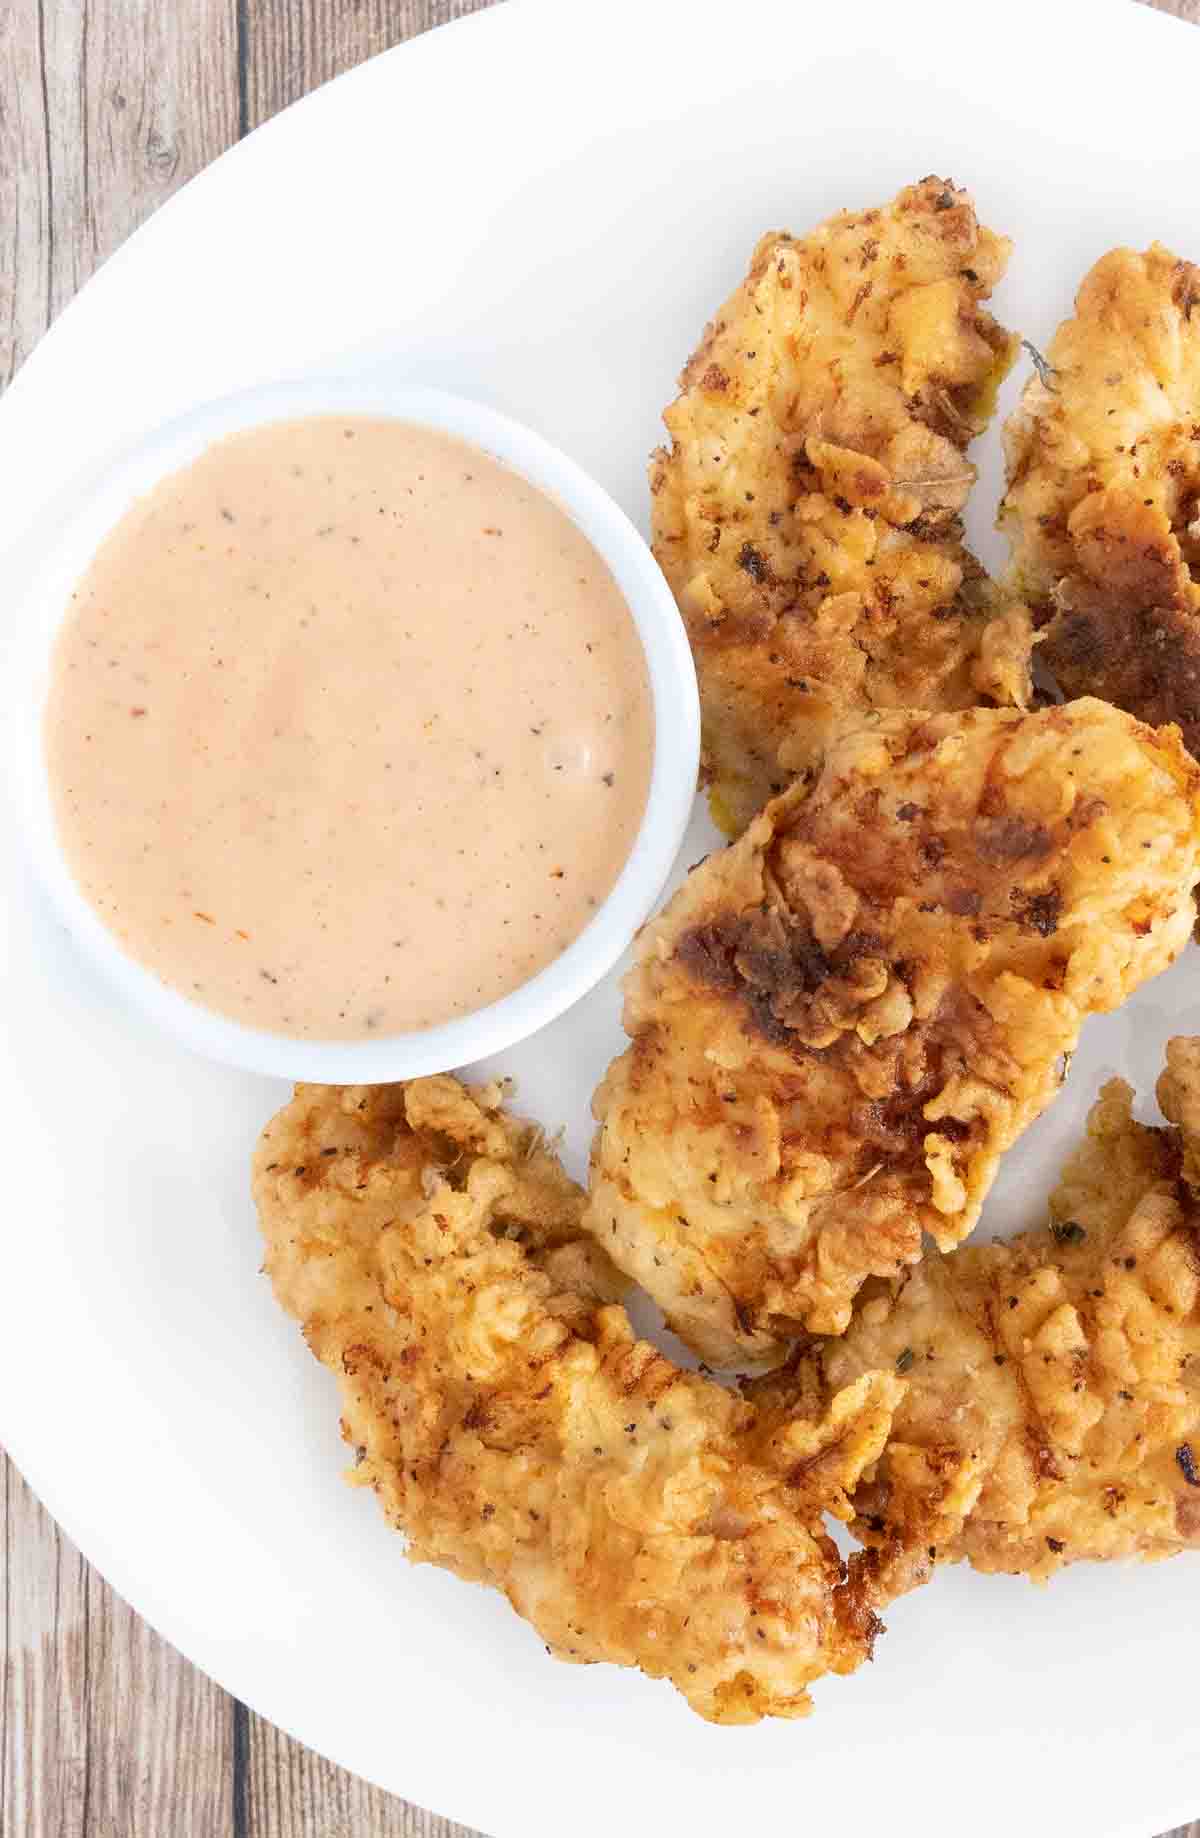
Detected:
[45,416,654,1038]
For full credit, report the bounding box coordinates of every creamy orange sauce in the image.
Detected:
[45,416,654,1038]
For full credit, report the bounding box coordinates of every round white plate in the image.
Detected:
[2,2,1199,1834]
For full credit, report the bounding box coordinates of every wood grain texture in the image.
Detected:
[2,1461,235,1838]
[1,0,1198,1834]
[247,1715,481,1837]
[242,0,497,129]
[0,0,239,387]
[0,2,48,389]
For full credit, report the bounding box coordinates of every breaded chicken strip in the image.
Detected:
[1002,244,1200,755]
[651,175,1030,835]
[255,1075,904,1724]
[586,701,1200,1367]
[792,1040,1200,1595]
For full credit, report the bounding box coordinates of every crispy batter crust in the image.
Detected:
[651,175,1029,834]
[255,1075,904,1724]
[799,1041,1200,1590]
[586,700,1200,1365]
[1002,244,1200,754]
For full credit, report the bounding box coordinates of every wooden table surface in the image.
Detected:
[4,1,1200,1832]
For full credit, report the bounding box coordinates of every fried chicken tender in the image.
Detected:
[651,175,1030,835]
[796,1040,1200,1593]
[255,1075,906,1724]
[586,700,1200,1367]
[1002,244,1200,756]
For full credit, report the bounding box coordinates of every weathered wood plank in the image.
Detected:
[0,1,51,388]
[2,1456,89,1838]
[242,0,497,129]
[1,1457,235,1838]
[247,1713,481,1837]
[0,0,239,386]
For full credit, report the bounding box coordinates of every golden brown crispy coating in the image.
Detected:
[800,1042,1200,1592]
[651,175,1030,835]
[1002,244,1200,756]
[586,700,1200,1366]
[255,1075,905,1724]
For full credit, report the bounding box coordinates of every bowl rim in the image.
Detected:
[10,376,700,1081]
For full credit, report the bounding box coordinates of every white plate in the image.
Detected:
[2,2,1198,1834]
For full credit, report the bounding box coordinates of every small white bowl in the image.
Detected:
[11,378,700,1083]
